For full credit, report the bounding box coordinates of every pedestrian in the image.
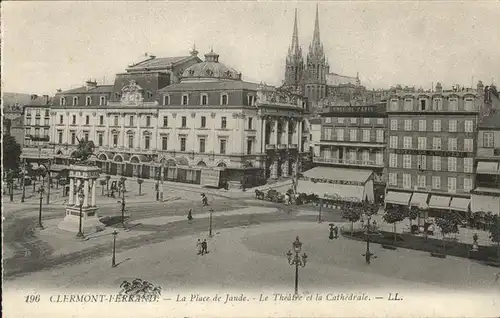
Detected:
[187,209,193,221]
[196,239,202,255]
[201,239,208,255]
[495,272,500,282]
[284,194,289,206]
[334,225,339,239]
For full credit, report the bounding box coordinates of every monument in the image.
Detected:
[58,138,105,234]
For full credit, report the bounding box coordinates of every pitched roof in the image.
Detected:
[127,56,193,70]
[2,92,33,107]
[303,167,373,183]
[159,80,261,92]
[58,85,114,95]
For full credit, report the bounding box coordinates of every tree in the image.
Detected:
[406,206,420,227]
[2,134,21,171]
[341,202,361,236]
[383,207,406,244]
[137,178,144,196]
[435,215,460,252]
[99,179,107,196]
[488,215,500,259]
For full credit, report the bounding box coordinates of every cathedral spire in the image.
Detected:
[290,8,300,54]
[312,3,321,48]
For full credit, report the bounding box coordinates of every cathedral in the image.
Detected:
[281,5,367,111]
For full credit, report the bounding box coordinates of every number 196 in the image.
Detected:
[25,294,40,303]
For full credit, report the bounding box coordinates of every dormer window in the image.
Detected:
[163,95,170,105]
[248,95,254,106]
[200,94,208,106]
[146,91,153,99]
[115,93,121,100]
[404,98,412,111]
[86,96,92,106]
[464,98,474,111]
[73,96,79,106]
[60,97,66,106]
[99,96,106,106]
[221,93,228,105]
[182,94,189,105]
[433,98,442,110]
[419,98,427,111]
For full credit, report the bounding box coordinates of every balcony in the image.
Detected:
[27,135,50,142]
[265,144,276,150]
[313,157,384,168]
[277,144,288,150]
[288,144,298,150]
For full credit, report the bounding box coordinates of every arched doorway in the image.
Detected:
[217,161,227,168]
[197,161,207,167]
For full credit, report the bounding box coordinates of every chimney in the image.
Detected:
[85,79,98,90]
[56,89,62,93]
[435,82,443,93]
[30,94,38,100]
[477,80,484,96]
[43,95,49,105]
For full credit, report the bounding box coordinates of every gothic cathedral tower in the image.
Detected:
[304,4,329,108]
[283,9,304,93]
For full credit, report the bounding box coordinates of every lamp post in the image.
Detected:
[121,185,126,228]
[37,186,45,229]
[46,160,51,205]
[286,236,308,295]
[362,213,377,264]
[76,190,85,238]
[209,208,213,237]
[318,198,323,223]
[111,230,118,267]
[21,162,26,203]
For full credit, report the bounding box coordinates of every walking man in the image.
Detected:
[334,225,339,239]
[187,209,193,221]
[196,239,202,255]
[201,239,208,255]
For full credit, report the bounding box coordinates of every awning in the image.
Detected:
[302,167,372,183]
[449,197,470,212]
[471,194,500,214]
[410,192,429,208]
[476,162,499,175]
[297,180,365,202]
[385,191,411,206]
[428,195,451,209]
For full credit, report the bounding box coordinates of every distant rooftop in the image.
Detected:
[126,55,199,71]
[57,85,114,95]
[479,111,500,129]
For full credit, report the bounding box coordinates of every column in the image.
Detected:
[271,160,278,179]
[272,118,278,145]
[75,179,81,205]
[91,179,96,206]
[84,179,89,207]
[285,120,290,145]
[292,120,298,145]
[297,120,303,152]
[261,117,267,152]
[281,155,289,177]
[69,178,74,206]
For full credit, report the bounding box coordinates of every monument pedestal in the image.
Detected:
[58,205,104,233]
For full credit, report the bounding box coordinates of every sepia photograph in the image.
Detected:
[2,1,500,317]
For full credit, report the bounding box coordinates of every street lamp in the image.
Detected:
[209,208,214,237]
[21,163,26,203]
[361,212,377,264]
[111,230,118,267]
[37,186,45,229]
[121,185,126,228]
[76,190,85,238]
[318,198,323,223]
[286,236,308,295]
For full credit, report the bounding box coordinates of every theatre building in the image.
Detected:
[49,48,307,188]
[384,83,483,220]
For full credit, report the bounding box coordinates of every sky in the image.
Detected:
[2,1,500,95]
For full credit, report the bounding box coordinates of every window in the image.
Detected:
[448,120,457,132]
[336,128,344,141]
[98,133,103,146]
[163,95,170,105]
[432,176,441,189]
[363,118,370,124]
[201,94,208,106]
[403,174,411,189]
[180,137,186,151]
[221,94,228,105]
[362,129,370,142]
[100,96,106,106]
[350,118,356,124]
[403,154,412,169]
[220,139,226,154]
[84,132,89,141]
[25,127,31,137]
[129,116,134,126]
[112,134,118,147]
[376,130,384,142]
[43,128,49,137]
[448,157,457,172]
[58,131,63,144]
[391,99,399,111]
[464,139,473,152]
[85,116,90,125]
[420,99,427,111]
[447,177,457,193]
[221,117,227,129]
[464,120,473,132]
[248,117,253,130]
[417,155,426,170]
[404,99,413,111]
[463,177,472,192]
[247,139,253,155]
[44,118,50,126]
[432,156,441,171]
[201,116,206,128]
[484,132,494,148]
[86,96,92,106]
[390,119,398,131]
[417,175,426,188]
[163,116,168,127]
[114,116,119,126]
[199,138,206,153]
[33,128,39,137]
[464,158,473,173]
[45,109,50,117]
[433,120,441,132]
[433,98,442,110]
[375,152,383,165]
[349,149,357,162]
[418,137,427,149]
[389,136,398,148]
[389,153,398,168]
[60,97,66,106]
[59,115,63,124]
[418,120,426,132]
[448,138,457,151]
[72,115,76,125]
[73,96,78,106]
[128,135,134,148]
[182,94,189,105]
[248,95,254,106]
[404,120,412,131]
[146,116,151,127]
[377,118,384,125]
[181,116,187,128]
[449,98,458,111]
[35,117,40,126]
[99,116,104,125]
[389,173,398,186]
[323,128,332,140]
[338,118,344,124]
[464,98,473,111]
[162,137,168,150]
[349,129,357,141]
[433,137,441,150]
[71,132,76,144]
[362,150,369,163]
[403,136,412,149]
[145,136,150,150]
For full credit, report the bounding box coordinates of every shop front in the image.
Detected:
[385,191,411,210]
[428,195,451,218]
